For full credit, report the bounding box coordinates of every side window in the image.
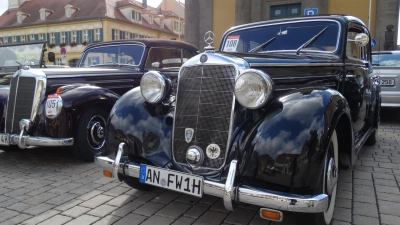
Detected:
[145,48,182,69]
[346,27,369,62]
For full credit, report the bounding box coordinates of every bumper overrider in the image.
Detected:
[0,119,73,148]
[95,143,329,214]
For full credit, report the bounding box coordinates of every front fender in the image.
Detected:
[41,86,120,138]
[237,87,351,190]
[105,87,173,167]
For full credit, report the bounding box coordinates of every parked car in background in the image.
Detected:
[96,15,380,225]
[0,39,198,162]
[372,51,400,107]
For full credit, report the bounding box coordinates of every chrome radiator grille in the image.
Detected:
[5,76,36,134]
[173,65,236,169]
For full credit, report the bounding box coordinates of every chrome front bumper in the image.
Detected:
[95,143,329,213]
[0,119,73,149]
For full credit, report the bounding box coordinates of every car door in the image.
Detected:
[343,23,377,138]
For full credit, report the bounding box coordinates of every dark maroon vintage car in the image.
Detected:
[0,39,198,161]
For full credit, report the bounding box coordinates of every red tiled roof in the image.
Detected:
[0,0,180,35]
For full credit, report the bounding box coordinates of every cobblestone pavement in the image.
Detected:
[0,108,399,225]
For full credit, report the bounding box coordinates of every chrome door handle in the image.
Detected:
[346,74,356,78]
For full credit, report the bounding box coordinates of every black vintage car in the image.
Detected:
[0,39,198,161]
[96,15,380,224]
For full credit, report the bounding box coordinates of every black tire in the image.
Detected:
[297,130,338,225]
[72,107,109,162]
[0,145,21,152]
[123,176,155,191]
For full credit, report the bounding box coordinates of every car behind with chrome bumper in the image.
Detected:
[0,39,198,161]
[372,51,400,107]
[96,15,380,224]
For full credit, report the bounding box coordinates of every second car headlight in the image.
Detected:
[234,69,274,109]
[140,71,167,104]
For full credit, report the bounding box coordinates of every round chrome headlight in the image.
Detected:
[234,69,273,109]
[140,71,167,104]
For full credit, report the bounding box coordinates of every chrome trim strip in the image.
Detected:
[46,72,141,79]
[2,133,74,146]
[94,156,329,213]
[221,19,342,54]
[223,160,237,211]
[10,75,20,133]
[78,44,145,67]
[249,63,344,67]
[113,143,125,182]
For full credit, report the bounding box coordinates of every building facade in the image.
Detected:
[186,0,399,51]
[0,0,185,66]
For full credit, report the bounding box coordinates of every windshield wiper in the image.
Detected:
[249,37,276,53]
[296,27,328,55]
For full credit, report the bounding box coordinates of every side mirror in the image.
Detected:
[48,52,55,63]
[348,33,369,47]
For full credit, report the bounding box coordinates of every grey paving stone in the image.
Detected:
[381,214,400,225]
[336,190,352,200]
[335,198,352,208]
[354,194,376,204]
[124,188,146,197]
[224,208,256,225]
[353,202,379,218]
[362,160,379,167]
[45,193,78,206]
[87,204,118,217]
[0,210,19,223]
[3,188,29,198]
[379,162,399,169]
[20,209,61,225]
[353,178,374,186]
[106,194,136,207]
[174,194,201,205]
[48,183,84,195]
[26,186,54,196]
[77,190,103,201]
[210,199,231,213]
[54,199,84,211]
[184,203,210,218]
[61,206,91,218]
[111,201,143,217]
[92,215,121,225]
[331,221,351,225]
[332,207,351,222]
[0,196,10,203]
[377,192,400,203]
[102,186,129,197]
[0,188,12,195]
[113,213,147,225]
[134,201,165,217]
[0,198,21,208]
[354,171,373,180]
[23,203,55,216]
[193,210,228,225]
[6,202,31,212]
[0,213,32,225]
[37,215,72,225]
[374,185,400,194]
[338,182,352,191]
[64,215,99,225]
[97,182,120,192]
[23,192,58,205]
[373,173,395,180]
[79,194,113,209]
[152,191,181,204]
[141,215,175,225]
[198,195,219,205]
[379,200,400,216]
[24,181,54,190]
[171,216,195,225]
[156,201,192,219]
[134,192,161,204]
[68,183,102,195]
[374,178,398,187]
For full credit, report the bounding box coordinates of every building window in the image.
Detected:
[149,14,153,24]
[270,3,301,19]
[125,32,129,39]
[95,29,101,41]
[40,12,45,20]
[66,9,71,17]
[114,29,119,40]
[13,36,17,43]
[131,10,141,21]
[39,33,44,40]
[4,37,8,44]
[83,30,89,42]
[17,16,22,23]
[51,33,55,44]
[174,20,181,32]
[61,32,66,44]
[71,31,77,43]
[31,34,35,41]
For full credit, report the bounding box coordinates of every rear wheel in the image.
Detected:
[72,107,108,162]
[297,130,338,225]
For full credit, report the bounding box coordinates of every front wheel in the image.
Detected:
[72,107,109,162]
[298,130,339,225]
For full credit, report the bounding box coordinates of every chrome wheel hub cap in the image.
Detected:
[326,157,338,195]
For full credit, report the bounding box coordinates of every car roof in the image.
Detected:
[85,39,199,53]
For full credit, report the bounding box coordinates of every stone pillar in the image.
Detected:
[375,0,399,51]
[198,0,213,50]
[184,0,200,48]
[235,0,251,25]
[251,0,263,22]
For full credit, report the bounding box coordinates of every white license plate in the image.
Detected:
[139,165,203,197]
[0,134,10,146]
[380,79,395,86]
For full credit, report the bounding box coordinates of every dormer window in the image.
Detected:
[131,10,142,22]
[17,16,22,23]
[149,15,153,24]
[66,9,71,17]
[64,5,78,18]
[40,12,45,20]
[39,8,52,20]
[173,20,181,32]
[16,11,29,23]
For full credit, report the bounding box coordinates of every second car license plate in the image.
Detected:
[139,165,203,197]
[380,79,395,86]
[0,134,10,146]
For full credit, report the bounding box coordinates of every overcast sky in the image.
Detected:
[0,0,183,16]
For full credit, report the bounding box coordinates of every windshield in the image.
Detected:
[221,21,340,53]
[79,44,145,67]
[0,43,44,67]
[372,53,400,66]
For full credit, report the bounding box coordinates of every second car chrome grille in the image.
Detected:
[173,65,236,169]
[5,76,36,134]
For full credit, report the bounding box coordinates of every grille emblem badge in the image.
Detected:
[206,144,221,159]
[185,128,194,143]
